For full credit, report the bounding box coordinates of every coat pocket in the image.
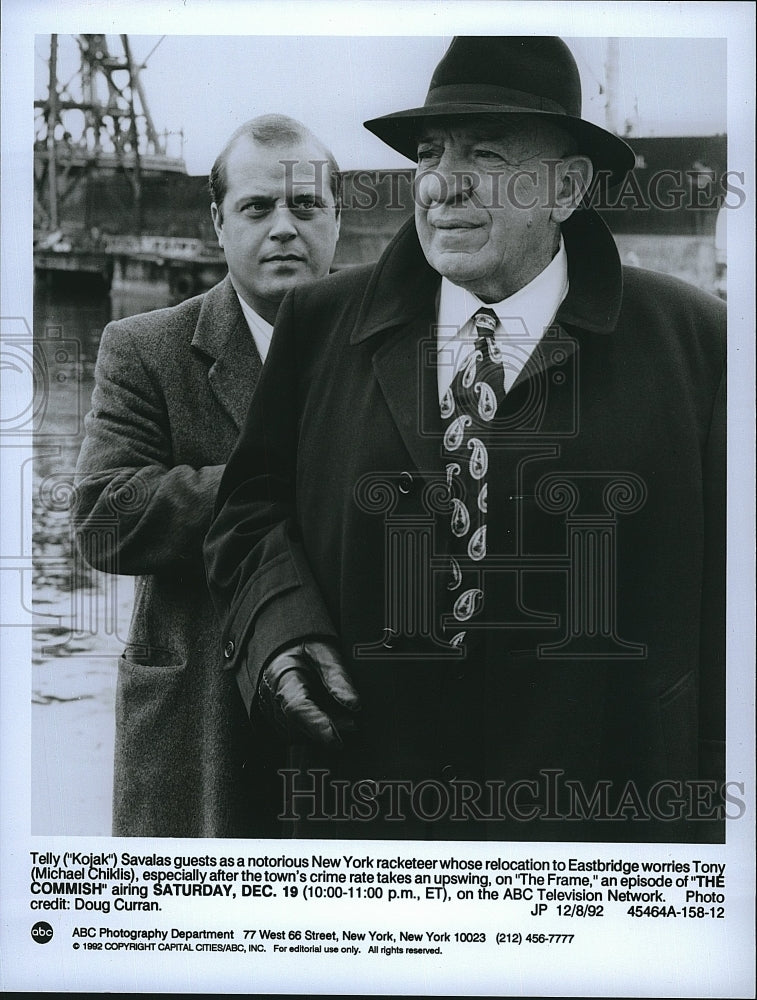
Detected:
[121,643,187,669]
[113,652,194,837]
[115,649,189,751]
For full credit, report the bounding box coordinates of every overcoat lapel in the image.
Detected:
[192,275,263,429]
[351,218,443,472]
[354,207,623,470]
[508,209,622,396]
[372,314,444,473]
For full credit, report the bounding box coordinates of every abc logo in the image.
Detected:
[31,920,54,944]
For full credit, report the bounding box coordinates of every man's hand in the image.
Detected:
[256,640,361,746]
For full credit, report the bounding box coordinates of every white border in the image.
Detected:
[2,2,755,995]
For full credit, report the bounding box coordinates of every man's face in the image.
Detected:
[414,120,579,302]
[211,136,340,321]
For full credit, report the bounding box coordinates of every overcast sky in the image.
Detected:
[33,33,727,176]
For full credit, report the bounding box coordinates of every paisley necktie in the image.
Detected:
[440,308,506,646]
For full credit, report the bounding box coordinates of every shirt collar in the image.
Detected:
[438,236,568,341]
[436,237,569,399]
[236,293,273,363]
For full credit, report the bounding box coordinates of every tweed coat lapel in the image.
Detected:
[192,275,263,429]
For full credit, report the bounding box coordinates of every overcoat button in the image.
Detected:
[223,640,235,658]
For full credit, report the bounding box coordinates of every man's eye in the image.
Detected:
[292,198,317,213]
[473,148,503,161]
[417,147,440,164]
[242,201,271,216]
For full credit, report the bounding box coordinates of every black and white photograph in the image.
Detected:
[1,1,754,995]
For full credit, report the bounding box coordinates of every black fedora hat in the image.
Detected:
[364,36,635,187]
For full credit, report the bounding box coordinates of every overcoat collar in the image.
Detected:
[350,206,623,344]
[191,275,263,429]
[351,208,623,472]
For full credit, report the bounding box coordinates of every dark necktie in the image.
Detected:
[440,308,506,647]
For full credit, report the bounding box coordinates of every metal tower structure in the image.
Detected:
[34,34,184,235]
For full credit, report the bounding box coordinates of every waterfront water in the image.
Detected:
[32,279,171,835]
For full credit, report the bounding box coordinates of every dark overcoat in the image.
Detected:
[206,212,726,842]
[74,276,280,837]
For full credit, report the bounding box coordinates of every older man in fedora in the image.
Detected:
[205,38,725,842]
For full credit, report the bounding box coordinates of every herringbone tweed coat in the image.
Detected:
[74,276,280,837]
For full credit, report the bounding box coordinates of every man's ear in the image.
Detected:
[551,155,593,224]
[211,202,224,247]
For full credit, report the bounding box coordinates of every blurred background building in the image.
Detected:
[34,34,729,303]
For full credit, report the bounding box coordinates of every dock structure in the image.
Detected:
[33,33,227,300]
[34,231,227,300]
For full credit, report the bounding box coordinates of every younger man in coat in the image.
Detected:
[74,115,341,836]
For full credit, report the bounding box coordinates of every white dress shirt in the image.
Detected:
[236,293,273,363]
[436,238,569,402]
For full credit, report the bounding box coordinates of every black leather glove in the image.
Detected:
[257,639,361,746]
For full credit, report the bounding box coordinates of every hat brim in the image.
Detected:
[363,104,635,189]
